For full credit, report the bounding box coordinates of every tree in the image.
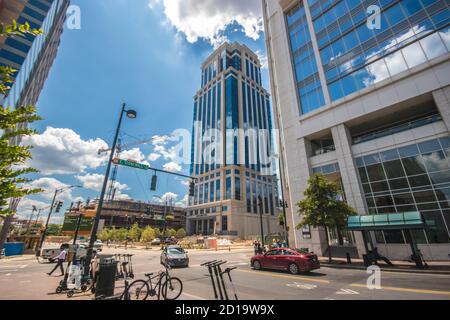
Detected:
[116,228,128,243]
[176,228,186,239]
[127,223,141,242]
[0,20,43,217]
[0,21,43,254]
[296,174,357,263]
[154,228,161,239]
[165,228,176,238]
[98,228,111,242]
[140,226,156,243]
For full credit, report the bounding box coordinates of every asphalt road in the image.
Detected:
[1,247,450,300]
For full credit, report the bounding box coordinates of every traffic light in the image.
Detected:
[189,181,195,197]
[150,174,158,191]
[55,201,64,213]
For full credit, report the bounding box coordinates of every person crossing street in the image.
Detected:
[47,246,68,277]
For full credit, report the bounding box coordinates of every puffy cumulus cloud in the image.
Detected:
[148,153,161,162]
[16,198,50,220]
[163,161,182,172]
[22,127,108,175]
[255,50,268,69]
[76,173,129,192]
[175,194,189,208]
[149,0,263,47]
[119,148,150,166]
[26,178,73,201]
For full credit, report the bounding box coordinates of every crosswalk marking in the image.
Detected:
[336,289,359,295]
[286,282,317,290]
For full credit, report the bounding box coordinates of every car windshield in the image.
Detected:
[167,248,184,255]
[294,249,309,254]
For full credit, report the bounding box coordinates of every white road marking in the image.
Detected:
[286,282,317,290]
[336,289,359,295]
[180,292,208,300]
[20,265,27,269]
[5,273,12,277]
[20,280,32,284]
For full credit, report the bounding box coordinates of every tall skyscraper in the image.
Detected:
[263,0,450,260]
[187,42,281,239]
[0,0,70,108]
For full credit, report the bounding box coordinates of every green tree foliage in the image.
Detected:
[165,228,176,238]
[127,223,142,242]
[0,21,43,217]
[176,228,186,239]
[140,226,156,243]
[98,228,111,242]
[296,174,357,262]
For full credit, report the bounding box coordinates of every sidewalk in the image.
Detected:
[318,257,450,275]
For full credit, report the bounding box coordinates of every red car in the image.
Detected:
[251,248,320,274]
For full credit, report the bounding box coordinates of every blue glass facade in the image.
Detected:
[1,0,69,108]
[286,0,450,115]
[188,44,278,229]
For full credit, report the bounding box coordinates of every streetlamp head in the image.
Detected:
[126,109,137,119]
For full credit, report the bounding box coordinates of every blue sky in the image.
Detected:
[18,0,270,223]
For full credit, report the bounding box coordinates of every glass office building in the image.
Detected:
[187,42,281,239]
[0,0,70,109]
[263,0,450,259]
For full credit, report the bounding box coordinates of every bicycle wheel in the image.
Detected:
[123,280,149,301]
[161,277,183,300]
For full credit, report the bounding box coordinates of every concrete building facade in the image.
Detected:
[263,0,450,260]
[187,42,282,239]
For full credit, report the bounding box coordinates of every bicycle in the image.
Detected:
[124,262,183,300]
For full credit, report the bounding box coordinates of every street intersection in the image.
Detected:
[1,248,450,300]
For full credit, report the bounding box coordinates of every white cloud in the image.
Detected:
[149,0,264,47]
[163,161,182,172]
[76,173,129,192]
[119,148,150,166]
[26,178,72,201]
[22,127,108,175]
[175,194,189,208]
[16,198,50,220]
[148,153,161,161]
[255,50,268,69]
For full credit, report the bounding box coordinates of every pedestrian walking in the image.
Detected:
[47,245,68,276]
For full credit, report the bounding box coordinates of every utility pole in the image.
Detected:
[36,190,58,257]
[258,196,265,248]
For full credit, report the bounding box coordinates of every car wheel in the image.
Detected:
[288,263,299,275]
[253,260,262,270]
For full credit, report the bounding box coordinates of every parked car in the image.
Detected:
[151,238,161,245]
[160,245,189,268]
[163,237,178,245]
[251,248,320,274]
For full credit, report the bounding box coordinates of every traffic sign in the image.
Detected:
[113,158,150,170]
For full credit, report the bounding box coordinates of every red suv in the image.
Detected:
[251,248,320,274]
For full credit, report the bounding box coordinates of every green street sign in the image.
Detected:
[114,158,150,170]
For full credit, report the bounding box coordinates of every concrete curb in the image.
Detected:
[320,263,450,275]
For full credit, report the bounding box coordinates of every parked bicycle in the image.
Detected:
[124,262,183,300]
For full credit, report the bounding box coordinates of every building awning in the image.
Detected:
[347,212,426,231]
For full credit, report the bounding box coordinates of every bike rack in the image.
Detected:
[201,260,238,300]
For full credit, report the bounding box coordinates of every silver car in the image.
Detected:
[161,245,189,268]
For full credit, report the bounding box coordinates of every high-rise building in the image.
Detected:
[263,0,450,260]
[0,0,70,108]
[187,42,281,239]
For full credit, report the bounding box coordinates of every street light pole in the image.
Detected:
[83,103,137,278]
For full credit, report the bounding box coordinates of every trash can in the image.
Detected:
[95,257,117,298]
[4,242,24,257]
